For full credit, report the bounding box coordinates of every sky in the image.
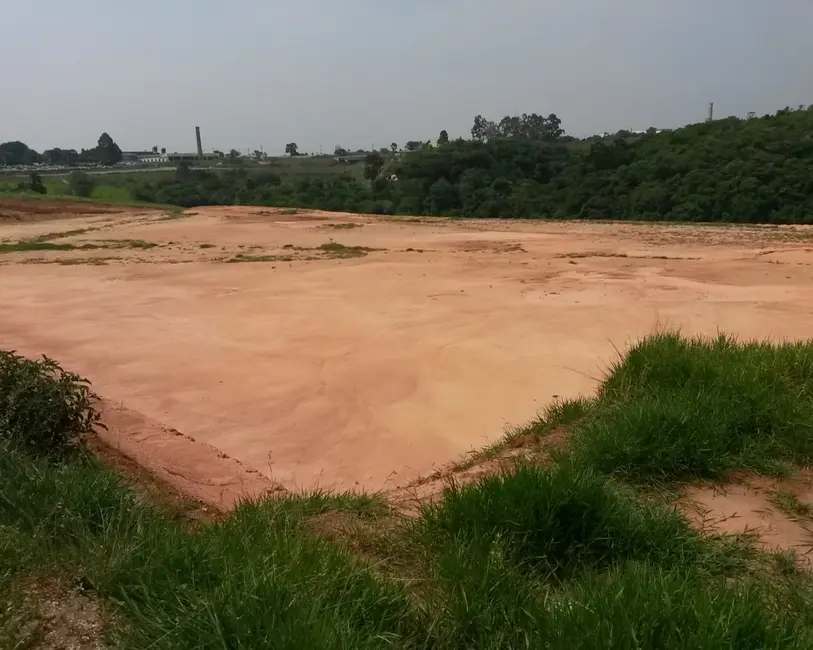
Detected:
[3,0,812,154]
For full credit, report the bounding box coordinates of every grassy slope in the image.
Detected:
[2,333,813,648]
[0,179,179,210]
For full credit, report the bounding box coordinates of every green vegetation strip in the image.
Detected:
[0,238,160,254]
[2,336,813,648]
[6,103,812,223]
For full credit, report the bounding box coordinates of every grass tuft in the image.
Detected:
[318,242,377,258]
[568,332,813,483]
[417,463,744,581]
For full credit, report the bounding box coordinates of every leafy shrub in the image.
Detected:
[28,173,46,194]
[0,351,101,456]
[68,171,96,198]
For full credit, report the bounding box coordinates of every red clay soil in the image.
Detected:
[95,398,284,512]
[388,427,569,513]
[0,197,134,221]
[3,203,813,509]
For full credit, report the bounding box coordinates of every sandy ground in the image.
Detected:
[3,201,813,506]
[681,472,813,568]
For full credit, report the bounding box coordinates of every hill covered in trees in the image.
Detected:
[375,106,813,223]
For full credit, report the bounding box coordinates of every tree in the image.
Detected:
[390,143,398,153]
[405,141,423,152]
[437,130,449,146]
[161,147,167,155]
[28,173,46,194]
[363,152,385,181]
[285,143,299,156]
[68,171,95,197]
[471,115,498,142]
[229,149,240,159]
[152,145,158,153]
[175,160,193,180]
[334,146,349,156]
[0,141,40,166]
[95,132,122,165]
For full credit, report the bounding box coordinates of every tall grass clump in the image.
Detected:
[570,332,813,483]
[0,351,102,456]
[538,562,813,649]
[421,552,813,649]
[417,463,741,581]
[415,465,809,648]
[0,441,421,649]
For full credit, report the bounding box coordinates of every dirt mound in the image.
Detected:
[680,471,813,569]
[0,197,127,222]
[95,398,284,512]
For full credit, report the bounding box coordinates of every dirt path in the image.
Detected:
[3,202,813,502]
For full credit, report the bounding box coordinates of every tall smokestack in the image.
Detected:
[195,126,203,159]
[707,102,714,123]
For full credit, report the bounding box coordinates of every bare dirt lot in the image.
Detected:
[3,200,813,508]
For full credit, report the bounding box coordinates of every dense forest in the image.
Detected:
[5,105,813,223]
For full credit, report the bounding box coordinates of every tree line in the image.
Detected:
[6,105,813,223]
[0,133,123,167]
[367,106,813,223]
[139,105,813,223]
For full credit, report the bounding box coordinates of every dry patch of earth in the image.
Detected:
[3,200,813,508]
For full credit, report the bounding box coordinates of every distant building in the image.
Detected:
[167,151,223,162]
[123,151,153,162]
[136,151,224,164]
[138,154,167,164]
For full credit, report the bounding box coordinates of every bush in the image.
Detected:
[0,351,101,456]
[68,171,96,198]
[28,173,46,194]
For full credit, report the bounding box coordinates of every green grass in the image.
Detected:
[416,463,747,581]
[0,241,103,253]
[0,238,161,254]
[28,228,94,242]
[90,183,134,203]
[770,491,813,521]
[0,444,419,649]
[318,242,378,258]
[4,334,813,647]
[563,333,813,484]
[0,182,178,211]
[225,253,294,263]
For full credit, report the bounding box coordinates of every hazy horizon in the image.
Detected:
[4,0,812,155]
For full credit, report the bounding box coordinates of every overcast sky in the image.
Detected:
[4,0,812,154]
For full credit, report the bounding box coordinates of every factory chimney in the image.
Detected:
[195,126,203,159]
